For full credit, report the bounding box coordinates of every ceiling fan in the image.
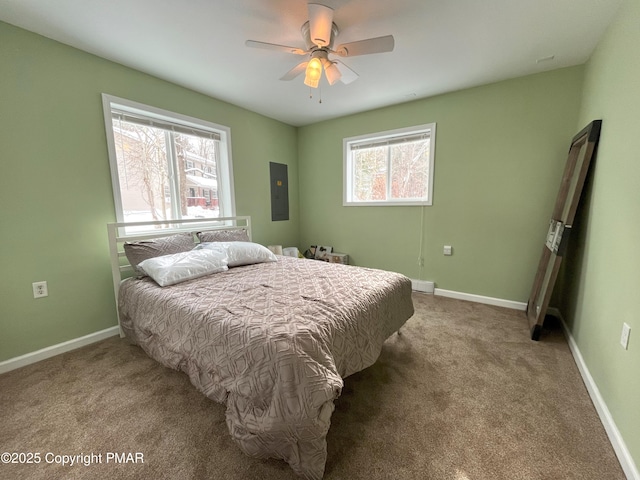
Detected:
[245,3,394,88]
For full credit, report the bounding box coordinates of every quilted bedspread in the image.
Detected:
[118,256,414,479]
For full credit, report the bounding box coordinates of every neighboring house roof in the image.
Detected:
[186,174,217,189]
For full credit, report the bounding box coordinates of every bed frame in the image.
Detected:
[107,216,252,335]
[106,215,413,478]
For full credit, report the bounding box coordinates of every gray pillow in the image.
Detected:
[124,233,195,274]
[197,228,250,243]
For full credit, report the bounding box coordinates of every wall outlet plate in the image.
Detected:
[443,245,453,256]
[32,281,48,298]
[620,323,631,350]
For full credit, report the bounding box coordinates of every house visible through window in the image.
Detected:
[343,123,436,206]
[102,94,235,223]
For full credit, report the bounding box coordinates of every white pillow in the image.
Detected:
[197,241,277,267]
[138,249,228,287]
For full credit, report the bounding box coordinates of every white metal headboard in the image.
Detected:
[107,216,251,335]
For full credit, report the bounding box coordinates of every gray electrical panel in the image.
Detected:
[269,162,289,221]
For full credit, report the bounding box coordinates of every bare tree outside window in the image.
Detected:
[113,122,169,221]
[353,146,387,201]
[103,94,235,225]
[345,124,435,206]
[390,141,429,200]
[111,119,220,222]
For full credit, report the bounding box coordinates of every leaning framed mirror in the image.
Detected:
[526,120,602,340]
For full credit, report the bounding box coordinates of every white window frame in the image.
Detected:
[101,93,236,222]
[343,123,436,206]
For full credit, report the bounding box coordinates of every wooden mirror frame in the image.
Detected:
[526,120,602,340]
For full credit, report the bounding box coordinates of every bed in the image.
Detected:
[107,217,414,479]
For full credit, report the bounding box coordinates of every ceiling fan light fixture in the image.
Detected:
[304,57,323,88]
[321,58,341,85]
[246,4,394,91]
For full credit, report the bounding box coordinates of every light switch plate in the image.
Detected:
[620,323,631,350]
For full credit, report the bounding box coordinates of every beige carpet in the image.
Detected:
[0,293,625,480]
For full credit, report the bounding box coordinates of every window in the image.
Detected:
[102,94,235,223]
[343,123,436,206]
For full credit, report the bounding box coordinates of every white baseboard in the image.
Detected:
[411,279,435,293]
[0,326,120,375]
[552,310,639,480]
[434,288,527,311]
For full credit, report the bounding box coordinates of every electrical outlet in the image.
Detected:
[620,323,631,350]
[443,245,453,256]
[32,281,48,298]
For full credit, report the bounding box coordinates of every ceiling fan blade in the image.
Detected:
[334,60,359,84]
[245,40,307,55]
[280,61,309,81]
[320,58,341,85]
[334,35,395,57]
[308,3,334,47]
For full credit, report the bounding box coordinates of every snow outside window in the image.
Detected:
[102,94,235,223]
[343,124,436,206]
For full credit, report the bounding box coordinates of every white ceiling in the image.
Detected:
[0,0,622,126]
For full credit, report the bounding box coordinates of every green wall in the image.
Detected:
[0,22,299,362]
[298,67,583,301]
[561,0,640,467]
[2,11,637,476]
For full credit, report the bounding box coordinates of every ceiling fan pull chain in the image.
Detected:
[319,85,322,104]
